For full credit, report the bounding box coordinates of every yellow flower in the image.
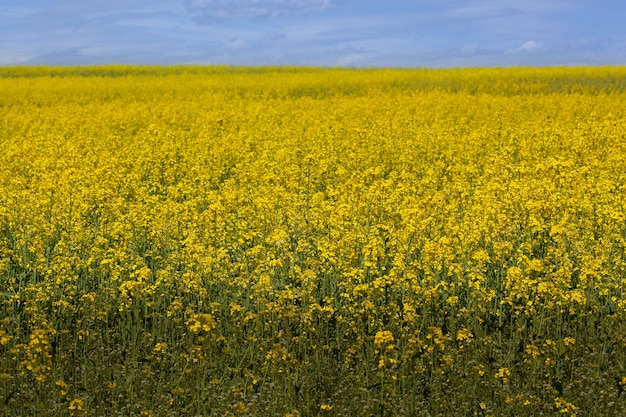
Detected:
[187,313,216,333]
[374,330,394,348]
[554,397,578,415]
[69,398,86,417]
[0,330,11,345]
[495,367,511,383]
[154,342,168,353]
[456,328,473,342]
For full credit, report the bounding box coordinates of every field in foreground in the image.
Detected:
[2,66,626,416]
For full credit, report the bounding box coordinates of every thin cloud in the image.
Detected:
[511,40,545,53]
[184,0,339,20]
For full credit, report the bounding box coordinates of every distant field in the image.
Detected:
[1,66,626,416]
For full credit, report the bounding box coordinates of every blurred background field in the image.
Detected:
[1,66,626,416]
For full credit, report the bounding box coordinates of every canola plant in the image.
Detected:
[1,66,626,416]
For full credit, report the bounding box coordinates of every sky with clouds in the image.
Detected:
[1,0,625,67]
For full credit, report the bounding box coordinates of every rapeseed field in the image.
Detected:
[1,66,626,416]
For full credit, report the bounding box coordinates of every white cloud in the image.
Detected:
[511,40,545,53]
[0,6,40,18]
[335,53,368,66]
[184,0,337,20]
[461,43,479,55]
[0,49,33,65]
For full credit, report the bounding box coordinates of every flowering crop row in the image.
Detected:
[1,66,626,416]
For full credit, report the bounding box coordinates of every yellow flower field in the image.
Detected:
[1,65,626,416]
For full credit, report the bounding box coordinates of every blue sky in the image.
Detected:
[1,0,624,67]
